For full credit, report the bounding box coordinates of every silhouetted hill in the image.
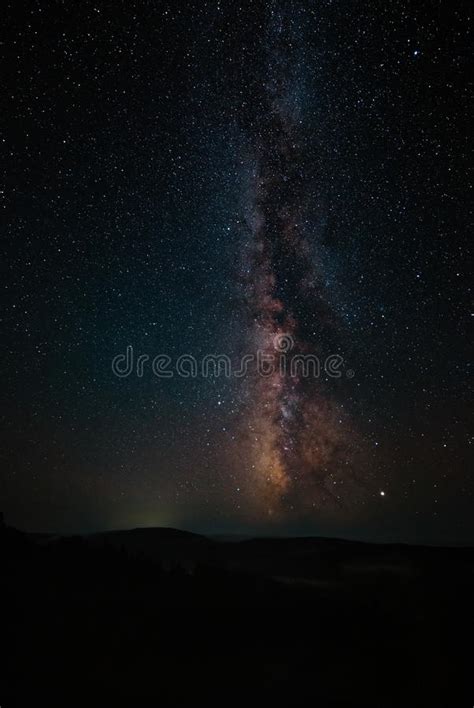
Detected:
[3,523,474,703]
[94,526,207,542]
[65,526,474,586]
[85,527,211,557]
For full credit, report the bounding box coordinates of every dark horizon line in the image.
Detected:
[7,521,474,550]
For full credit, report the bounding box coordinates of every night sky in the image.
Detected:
[2,0,472,543]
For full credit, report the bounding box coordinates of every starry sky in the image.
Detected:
[2,0,472,543]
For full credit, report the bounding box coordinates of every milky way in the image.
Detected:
[237,9,367,520]
[3,0,471,541]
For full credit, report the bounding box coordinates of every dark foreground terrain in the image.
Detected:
[3,523,473,705]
